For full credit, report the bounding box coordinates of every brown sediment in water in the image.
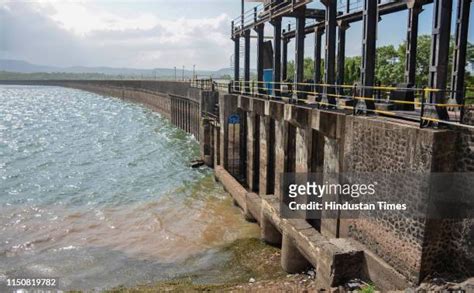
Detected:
[103,238,292,293]
[1,176,259,263]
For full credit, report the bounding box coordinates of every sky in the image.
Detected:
[1,0,473,71]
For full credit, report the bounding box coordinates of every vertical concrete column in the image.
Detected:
[321,137,342,238]
[179,99,183,130]
[359,0,377,111]
[246,112,259,191]
[295,126,312,219]
[200,118,213,166]
[261,215,282,246]
[219,95,238,170]
[450,0,471,105]
[173,99,177,127]
[196,104,201,139]
[171,98,175,125]
[214,124,221,167]
[295,126,312,173]
[181,100,184,130]
[192,103,196,137]
[274,118,287,199]
[405,2,421,86]
[322,0,337,105]
[187,102,191,133]
[281,233,310,273]
[259,116,271,195]
[177,99,181,129]
[239,111,247,182]
[185,101,188,133]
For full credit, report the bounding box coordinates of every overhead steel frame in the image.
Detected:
[231,0,471,123]
[427,0,452,121]
[405,1,422,86]
[450,0,472,105]
[359,0,377,111]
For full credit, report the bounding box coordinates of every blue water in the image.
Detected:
[0,85,258,290]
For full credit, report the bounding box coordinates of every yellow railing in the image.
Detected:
[213,79,472,128]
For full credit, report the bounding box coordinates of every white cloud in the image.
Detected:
[0,0,233,70]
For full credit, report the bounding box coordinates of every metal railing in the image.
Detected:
[219,80,473,129]
[190,78,215,91]
[231,0,310,35]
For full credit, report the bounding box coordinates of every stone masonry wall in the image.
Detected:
[341,116,457,284]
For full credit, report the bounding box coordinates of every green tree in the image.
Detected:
[344,56,361,84]
[375,45,404,85]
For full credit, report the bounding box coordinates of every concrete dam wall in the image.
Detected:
[2,80,473,290]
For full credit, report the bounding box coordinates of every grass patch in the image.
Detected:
[359,282,376,293]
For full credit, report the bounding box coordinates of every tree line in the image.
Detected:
[286,35,474,89]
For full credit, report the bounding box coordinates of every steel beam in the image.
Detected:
[405,2,422,86]
[282,37,289,81]
[272,17,282,97]
[244,30,251,92]
[427,0,452,121]
[233,34,240,91]
[282,1,434,39]
[337,21,349,95]
[322,0,337,105]
[294,6,306,101]
[450,0,471,105]
[255,24,265,94]
[359,0,377,111]
[314,27,324,93]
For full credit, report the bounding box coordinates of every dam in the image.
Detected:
[1,78,471,290]
[1,0,474,290]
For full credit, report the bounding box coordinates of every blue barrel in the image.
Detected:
[263,69,273,95]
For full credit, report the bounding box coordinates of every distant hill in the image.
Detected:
[0,59,241,79]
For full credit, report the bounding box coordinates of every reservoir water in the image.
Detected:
[0,85,259,290]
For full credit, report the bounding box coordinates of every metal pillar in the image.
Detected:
[427,0,452,121]
[244,30,251,92]
[322,0,337,105]
[314,27,323,92]
[405,2,422,86]
[294,6,306,101]
[359,0,377,111]
[255,24,265,94]
[282,36,289,81]
[272,17,282,97]
[233,35,240,90]
[337,21,349,95]
[450,0,471,105]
